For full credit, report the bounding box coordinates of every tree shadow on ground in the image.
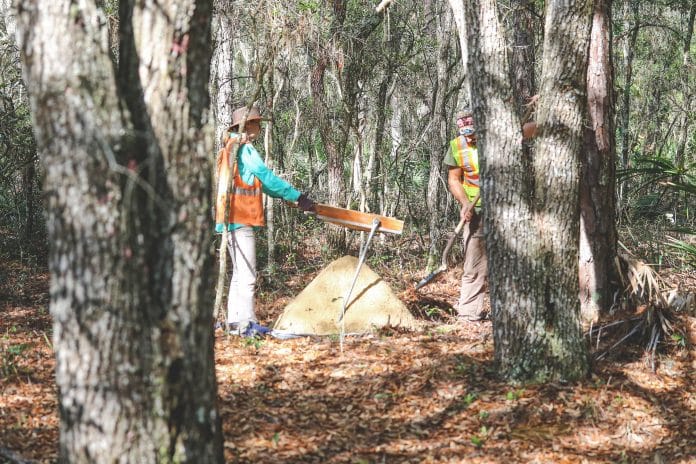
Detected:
[216,320,695,464]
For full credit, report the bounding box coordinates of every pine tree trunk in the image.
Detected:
[426,3,453,270]
[15,0,223,461]
[580,0,617,323]
[464,0,589,383]
[618,1,639,193]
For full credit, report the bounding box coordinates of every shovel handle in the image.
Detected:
[415,193,480,291]
[441,192,480,268]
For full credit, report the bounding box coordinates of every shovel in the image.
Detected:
[415,192,480,290]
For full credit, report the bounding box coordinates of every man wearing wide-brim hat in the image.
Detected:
[225,105,265,134]
[215,104,316,337]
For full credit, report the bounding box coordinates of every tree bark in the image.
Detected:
[311,49,347,251]
[509,0,536,118]
[464,0,589,383]
[426,3,453,270]
[448,0,471,106]
[0,0,15,37]
[529,0,592,380]
[683,0,695,67]
[580,0,617,323]
[211,2,235,150]
[15,0,223,461]
[675,1,695,169]
[618,0,639,201]
[22,160,35,239]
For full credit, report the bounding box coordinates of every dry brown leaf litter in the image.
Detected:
[1,256,695,463]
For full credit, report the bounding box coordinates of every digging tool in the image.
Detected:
[337,217,381,352]
[415,192,481,290]
[337,217,382,324]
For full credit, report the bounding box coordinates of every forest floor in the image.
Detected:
[1,240,695,463]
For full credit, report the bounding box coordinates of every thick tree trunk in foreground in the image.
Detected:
[527,0,592,380]
[580,0,617,323]
[16,0,223,461]
[464,0,589,383]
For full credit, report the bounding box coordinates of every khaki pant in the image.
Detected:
[457,212,487,320]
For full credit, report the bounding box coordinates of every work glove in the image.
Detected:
[297,193,317,213]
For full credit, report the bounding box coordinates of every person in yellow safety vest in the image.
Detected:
[215,105,316,337]
[443,109,487,321]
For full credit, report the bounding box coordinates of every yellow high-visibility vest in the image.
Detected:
[450,136,481,205]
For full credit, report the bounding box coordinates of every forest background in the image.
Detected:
[0,0,695,462]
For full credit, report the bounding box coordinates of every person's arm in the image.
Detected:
[447,166,474,222]
[239,144,301,202]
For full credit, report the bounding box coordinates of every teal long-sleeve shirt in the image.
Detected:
[215,141,301,232]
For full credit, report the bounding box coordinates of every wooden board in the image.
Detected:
[313,204,404,235]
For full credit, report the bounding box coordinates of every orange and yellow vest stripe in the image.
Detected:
[450,136,481,206]
[215,139,264,227]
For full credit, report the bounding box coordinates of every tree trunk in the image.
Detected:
[22,159,35,239]
[264,68,285,272]
[509,0,536,118]
[211,3,235,150]
[0,0,15,37]
[448,0,471,105]
[580,0,617,323]
[15,0,223,461]
[311,50,347,252]
[508,0,537,228]
[464,0,589,383]
[529,0,592,380]
[675,1,695,170]
[370,76,389,213]
[426,3,453,270]
[618,1,639,206]
[684,1,695,67]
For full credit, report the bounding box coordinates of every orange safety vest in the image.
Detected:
[450,136,481,206]
[215,139,264,227]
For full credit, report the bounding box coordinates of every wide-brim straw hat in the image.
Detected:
[228,105,263,131]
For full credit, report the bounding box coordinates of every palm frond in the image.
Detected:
[665,236,696,264]
[590,253,689,370]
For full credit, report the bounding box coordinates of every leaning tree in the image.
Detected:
[15,0,224,461]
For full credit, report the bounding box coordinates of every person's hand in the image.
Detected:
[297,193,316,213]
[460,203,474,222]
